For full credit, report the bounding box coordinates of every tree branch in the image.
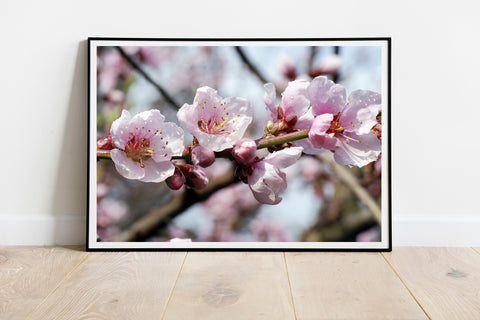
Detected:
[115,46,180,109]
[317,153,382,223]
[256,129,309,149]
[97,129,311,161]
[332,46,340,83]
[113,170,238,242]
[234,47,268,84]
[307,46,318,73]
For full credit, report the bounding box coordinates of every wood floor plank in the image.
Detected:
[27,251,186,320]
[383,247,480,320]
[285,252,428,320]
[0,246,87,320]
[162,252,295,320]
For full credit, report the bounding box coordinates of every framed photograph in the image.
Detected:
[88,38,391,251]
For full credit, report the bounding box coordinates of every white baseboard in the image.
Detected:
[1,214,479,246]
[393,215,480,246]
[0,215,86,245]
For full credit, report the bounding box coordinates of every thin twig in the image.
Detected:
[332,46,340,83]
[98,129,311,161]
[307,46,318,73]
[115,46,180,109]
[317,153,382,223]
[234,46,268,84]
[303,207,376,242]
[256,129,309,149]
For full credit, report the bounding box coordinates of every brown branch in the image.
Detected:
[234,46,268,84]
[113,170,237,242]
[115,46,180,109]
[332,46,340,83]
[303,207,376,242]
[317,153,382,223]
[307,46,318,73]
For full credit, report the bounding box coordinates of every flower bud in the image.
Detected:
[176,163,209,190]
[277,106,285,120]
[191,145,215,168]
[232,138,257,165]
[279,56,297,81]
[165,167,185,190]
[104,89,125,103]
[97,134,114,150]
[373,124,382,141]
[285,114,298,127]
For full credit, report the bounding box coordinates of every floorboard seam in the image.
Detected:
[24,251,91,320]
[283,252,298,320]
[160,251,188,320]
[380,252,432,320]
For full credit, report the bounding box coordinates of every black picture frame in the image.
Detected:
[88,38,391,251]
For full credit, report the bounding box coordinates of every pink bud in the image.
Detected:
[278,56,297,81]
[104,89,125,103]
[165,167,185,190]
[176,163,209,190]
[373,124,382,141]
[285,114,298,127]
[191,145,215,168]
[232,138,257,165]
[277,106,285,120]
[97,134,114,150]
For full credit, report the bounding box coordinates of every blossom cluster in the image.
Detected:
[98,76,382,205]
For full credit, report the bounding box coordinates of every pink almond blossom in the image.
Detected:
[247,146,303,205]
[177,86,252,152]
[308,76,381,167]
[264,80,324,155]
[110,109,184,182]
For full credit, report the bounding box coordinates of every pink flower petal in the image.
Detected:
[247,147,302,205]
[248,162,283,205]
[308,113,336,150]
[308,76,346,116]
[150,122,185,162]
[177,86,252,151]
[281,80,310,117]
[286,108,322,155]
[263,83,278,118]
[110,149,145,180]
[292,138,326,155]
[340,90,381,134]
[333,132,381,167]
[264,146,303,169]
[141,160,176,183]
[110,109,132,149]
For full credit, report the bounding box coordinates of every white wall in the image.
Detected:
[1,0,479,246]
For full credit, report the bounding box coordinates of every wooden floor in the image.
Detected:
[1,247,479,319]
